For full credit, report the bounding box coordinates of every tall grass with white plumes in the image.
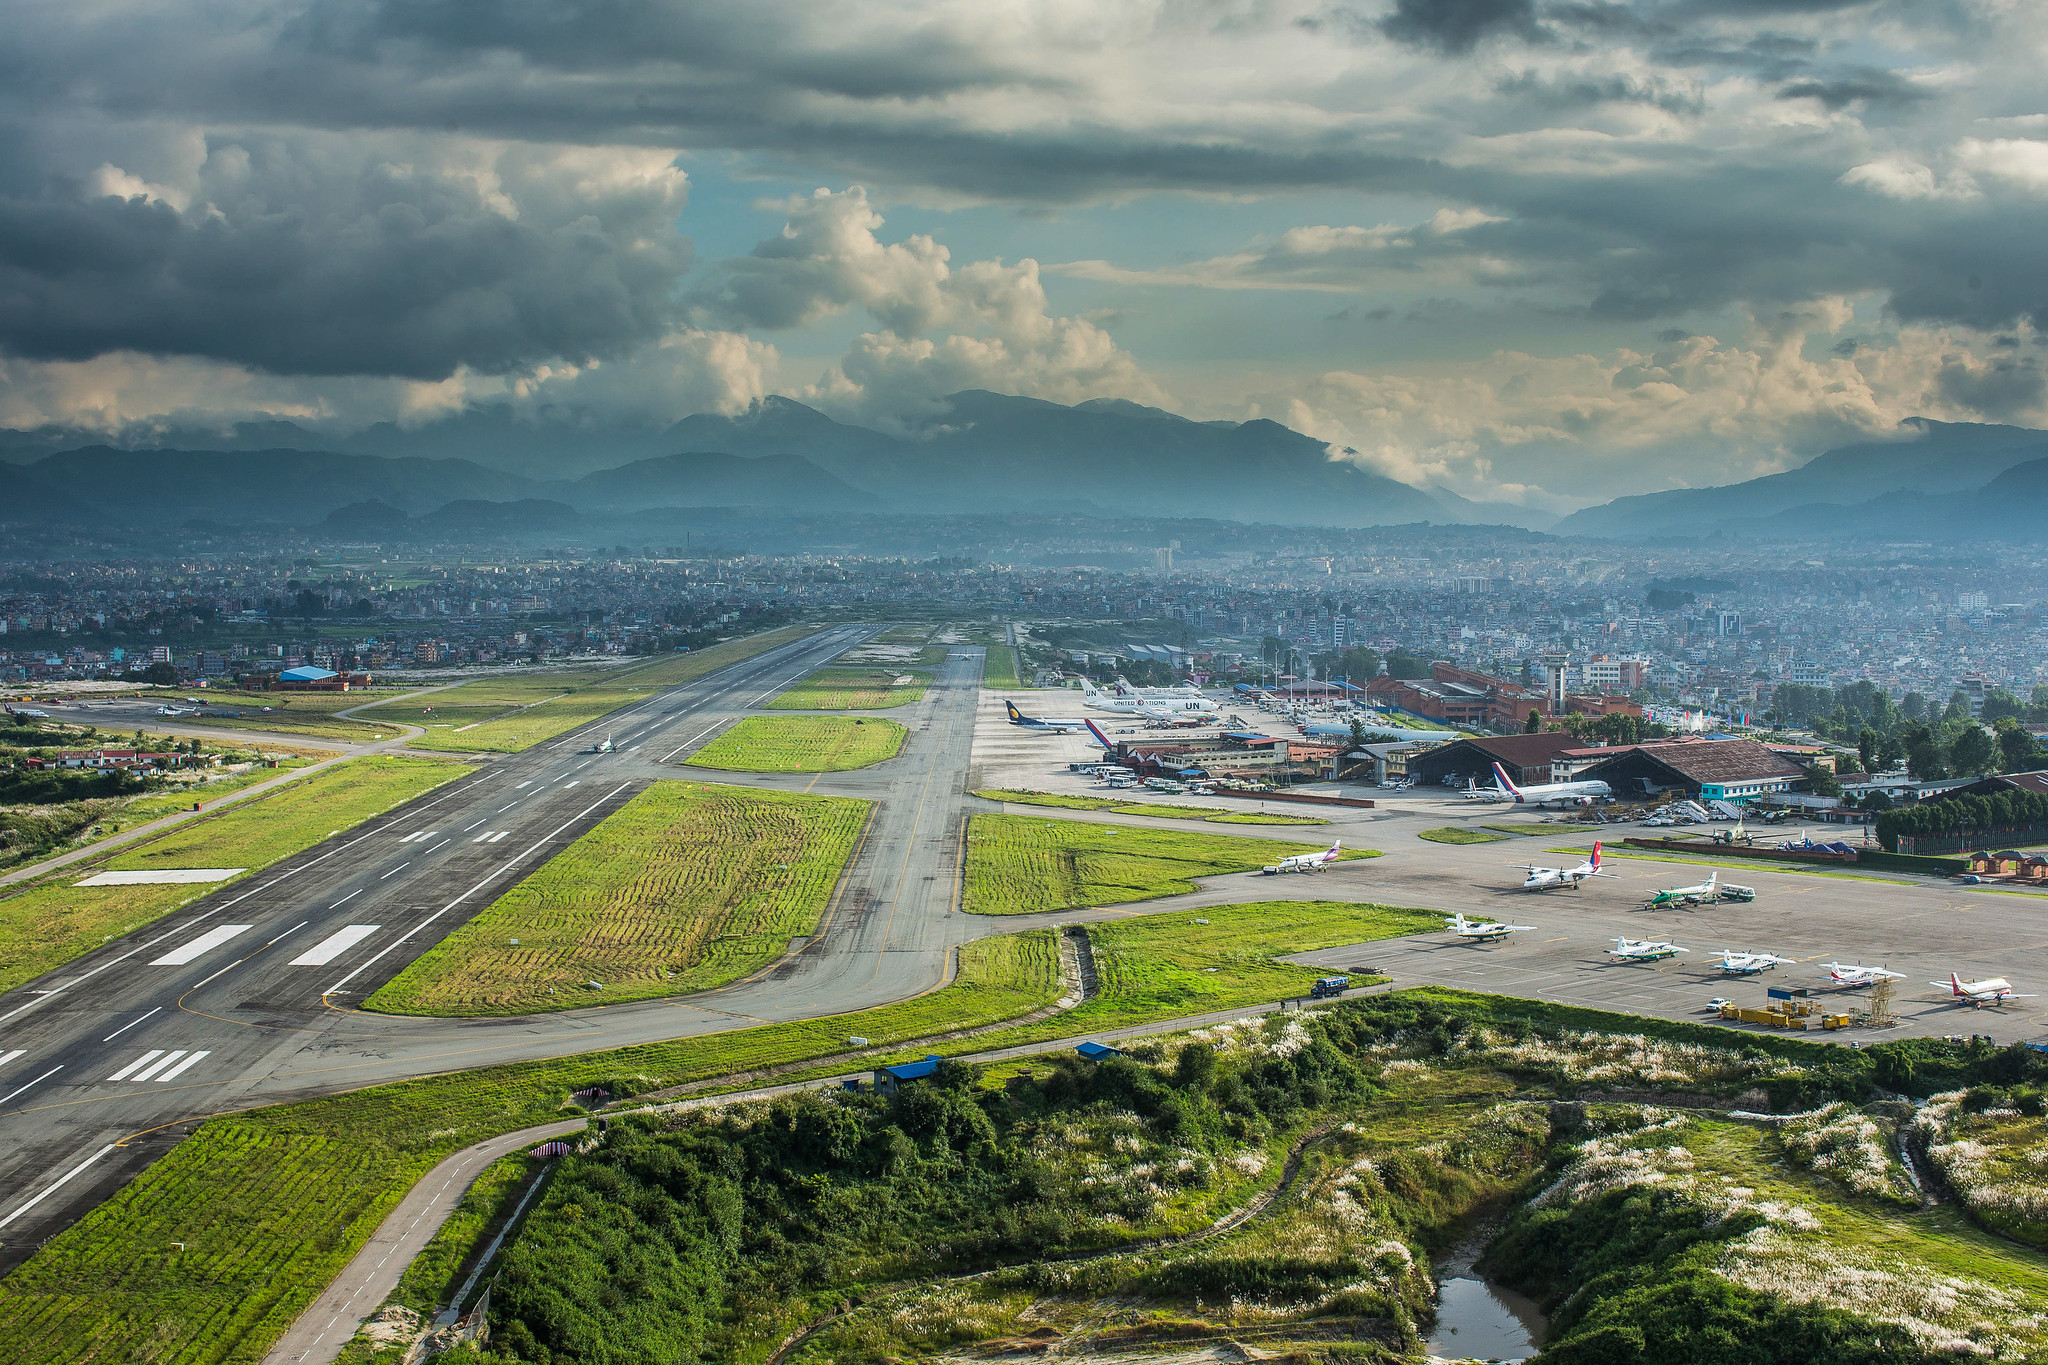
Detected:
[1777,1102,1918,1205]
[1912,1091,2048,1243]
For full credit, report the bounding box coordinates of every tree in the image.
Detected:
[1981,688,2028,724]
[1804,764,1842,798]
[1906,736,1949,782]
[1833,749,1863,776]
[1997,719,2041,774]
[1525,708,1542,733]
[1349,717,1368,751]
[1383,648,1433,680]
[1857,726,1878,775]
[1859,789,1893,812]
[1950,726,1996,777]
[141,662,179,686]
[1902,691,1928,722]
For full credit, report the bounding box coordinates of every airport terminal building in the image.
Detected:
[1576,737,1807,804]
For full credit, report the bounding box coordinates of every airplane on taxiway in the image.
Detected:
[1645,871,1719,908]
[1269,840,1344,874]
[1445,912,1536,942]
[1515,842,1615,891]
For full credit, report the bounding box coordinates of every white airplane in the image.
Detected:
[1462,778,1513,801]
[1114,676,1219,713]
[6,706,50,720]
[1076,679,1204,722]
[1820,962,1905,988]
[1003,700,1087,733]
[1931,972,2035,1007]
[1712,949,1793,975]
[1272,840,1344,873]
[587,735,614,753]
[1646,871,1719,908]
[156,705,195,716]
[1608,936,1689,962]
[1301,718,1461,744]
[1445,912,1536,942]
[1516,842,1615,891]
[1490,762,1612,808]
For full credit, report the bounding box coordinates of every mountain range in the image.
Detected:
[0,392,1509,531]
[1552,419,2048,540]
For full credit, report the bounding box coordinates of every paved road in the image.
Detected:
[0,625,898,1268]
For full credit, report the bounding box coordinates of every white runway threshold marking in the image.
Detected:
[0,1048,23,1067]
[0,1143,117,1230]
[290,925,381,967]
[155,1051,210,1082]
[74,868,245,887]
[149,923,253,965]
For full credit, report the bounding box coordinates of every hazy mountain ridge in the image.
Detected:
[0,392,1527,530]
[1553,420,2048,540]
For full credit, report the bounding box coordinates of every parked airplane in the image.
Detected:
[5,706,50,720]
[1490,762,1611,808]
[1113,677,1219,713]
[1646,871,1719,908]
[1712,949,1793,975]
[1931,972,2035,1007]
[1445,912,1536,942]
[1820,962,1905,987]
[1608,936,1688,962]
[155,705,195,716]
[1003,700,1088,733]
[1300,718,1461,744]
[1516,842,1615,891]
[1268,840,1344,874]
[1077,679,1208,723]
[1461,778,1513,801]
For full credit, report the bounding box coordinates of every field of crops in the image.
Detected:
[0,755,465,996]
[367,783,869,1015]
[685,716,906,773]
[375,626,816,752]
[962,812,1370,914]
[974,789,1327,826]
[764,666,929,711]
[0,929,1065,1365]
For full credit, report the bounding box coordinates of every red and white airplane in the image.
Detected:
[1491,762,1611,808]
[1516,842,1616,891]
[1931,972,2035,1007]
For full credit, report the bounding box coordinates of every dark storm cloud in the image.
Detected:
[1777,67,1928,110]
[1381,0,1546,53]
[0,132,691,379]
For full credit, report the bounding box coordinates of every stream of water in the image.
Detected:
[1423,1216,1547,1363]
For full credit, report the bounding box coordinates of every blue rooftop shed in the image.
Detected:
[874,1054,944,1095]
[1074,1041,1123,1061]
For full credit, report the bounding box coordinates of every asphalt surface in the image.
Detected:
[968,694,2048,1047]
[0,624,895,1268]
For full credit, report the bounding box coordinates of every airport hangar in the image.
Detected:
[1401,732,1584,787]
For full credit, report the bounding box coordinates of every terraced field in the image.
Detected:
[376,626,816,753]
[764,666,929,710]
[366,783,870,1015]
[0,755,466,996]
[963,812,1372,915]
[685,716,906,773]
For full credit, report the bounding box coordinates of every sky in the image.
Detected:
[0,0,2044,512]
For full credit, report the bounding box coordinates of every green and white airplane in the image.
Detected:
[1607,936,1688,962]
[1645,871,1718,908]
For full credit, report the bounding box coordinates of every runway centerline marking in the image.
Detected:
[0,1065,61,1105]
[102,1007,160,1042]
[379,862,410,879]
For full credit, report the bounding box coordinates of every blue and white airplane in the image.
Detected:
[1299,717,1460,744]
[1004,700,1089,733]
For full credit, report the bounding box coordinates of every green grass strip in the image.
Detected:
[1418,826,1506,845]
[685,716,906,773]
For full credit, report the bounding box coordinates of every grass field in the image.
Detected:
[177,689,415,742]
[974,789,1327,826]
[685,716,906,773]
[981,645,1021,689]
[0,890,1460,1365]
[764,666,929,711]
[375,626,816,753]
[962,812,1370,915]
[366,783,869,1015]
[1480,823,1555,836]
[1418,825,1506,844]
[0,756,465,996]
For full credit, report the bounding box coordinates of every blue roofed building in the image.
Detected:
[874,1054,944,1095]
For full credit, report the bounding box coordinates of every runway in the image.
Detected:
[0,623,948,1267]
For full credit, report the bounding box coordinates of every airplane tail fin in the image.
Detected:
[1951,971,1965,995]
[1005,700,1024,722]
[1492,762,1524,799]
[1085,719,1115,751]
[1590,841,1601,869]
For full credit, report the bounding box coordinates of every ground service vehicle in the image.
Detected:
[1309,975,1350,998]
